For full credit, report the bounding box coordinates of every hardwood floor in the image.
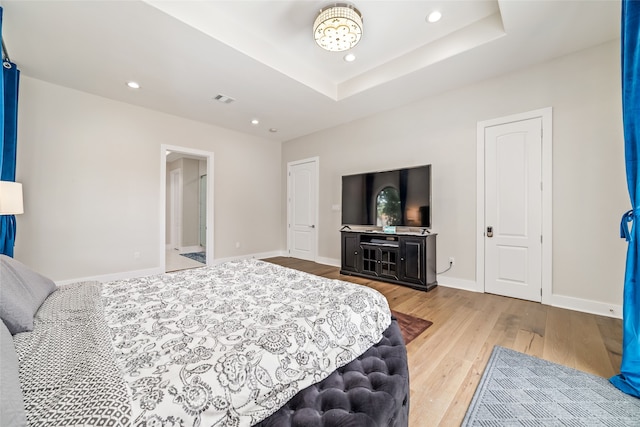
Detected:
[263,256,623,427]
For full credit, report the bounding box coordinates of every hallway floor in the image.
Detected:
[165,247,206,272]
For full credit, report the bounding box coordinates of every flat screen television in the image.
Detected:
[341,165,432,228]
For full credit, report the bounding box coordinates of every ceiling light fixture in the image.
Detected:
[344,53,356,62]
[251,119,259,125]
[427,11,442,23]
[127,81,140,89]
[313,3,363,52]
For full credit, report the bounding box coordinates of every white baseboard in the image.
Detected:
[213,250,287,265]
[316,256,340,267]
[437,276,480,292]
[164,245,204,253]
[55,251,285,286]
[551,294,622,319]
[254,250,288,259]
[55,267,164,286]
[433,277,622,319]
[442,283,622,319]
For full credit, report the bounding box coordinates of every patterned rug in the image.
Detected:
[179,252,206,264]
[462,346,640,426]
[390,310,432,345]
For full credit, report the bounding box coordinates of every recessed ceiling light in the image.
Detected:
[427,11,442,23]
[269,128,278,133]
[251,119,259,125]
[127,81,140,89]
[344,53,356,62]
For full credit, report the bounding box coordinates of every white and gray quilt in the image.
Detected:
[14,281,132,426]
[17,259,391,427]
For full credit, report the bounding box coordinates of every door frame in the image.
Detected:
[168,168,183,250]
[199,174,207,247]
[160,145,214,272]
[287,157,319,261]
[476,107,552,304]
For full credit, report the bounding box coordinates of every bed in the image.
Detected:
[0,255,409,426]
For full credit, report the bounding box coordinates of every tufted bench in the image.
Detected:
[254,317,409,427]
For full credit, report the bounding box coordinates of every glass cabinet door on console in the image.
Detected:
[360,244,399,280]
[360,245,378,275]
[378,247,399,280]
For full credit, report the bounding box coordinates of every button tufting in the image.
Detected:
[253,319,408,427]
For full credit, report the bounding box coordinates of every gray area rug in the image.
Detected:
[179,252,206,264]
[462,346,640,426]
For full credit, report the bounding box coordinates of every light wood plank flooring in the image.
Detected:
[263,256,623,427]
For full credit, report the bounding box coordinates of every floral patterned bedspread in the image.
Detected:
[102,258,391,427]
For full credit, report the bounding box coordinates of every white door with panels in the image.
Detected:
[288,159,318,261]
[484,118,542,302]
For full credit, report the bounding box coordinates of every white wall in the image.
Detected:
[15,76,282,282]
[166,157,200,248]
[282,40,628,312]
[13,40,628,315]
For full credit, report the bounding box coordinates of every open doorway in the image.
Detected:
[160,145,214,273]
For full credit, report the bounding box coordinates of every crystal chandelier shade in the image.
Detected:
[313,4,363,52]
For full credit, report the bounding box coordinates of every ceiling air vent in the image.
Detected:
[213,94,235,104]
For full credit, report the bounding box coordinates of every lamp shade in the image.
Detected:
[0,181,24,215]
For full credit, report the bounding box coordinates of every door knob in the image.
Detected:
[310,224,315,228]
[487,226,493,238]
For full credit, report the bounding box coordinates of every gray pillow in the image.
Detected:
[0,254,56,334]
[0,319,27,426]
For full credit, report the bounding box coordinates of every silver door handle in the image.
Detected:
[487,226,493,238]
[310,225,315,228]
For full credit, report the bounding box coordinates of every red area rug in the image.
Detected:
[391,310,433,345]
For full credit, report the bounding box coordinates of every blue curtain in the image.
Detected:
[610,0,640,398]
[0,6,21,257]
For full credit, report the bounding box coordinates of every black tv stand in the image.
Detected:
[340,230,437,291]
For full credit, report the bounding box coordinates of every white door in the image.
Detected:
[288,159,318,261]
[484,118,542,302]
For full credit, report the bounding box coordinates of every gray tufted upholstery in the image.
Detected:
[255,317,409,427]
